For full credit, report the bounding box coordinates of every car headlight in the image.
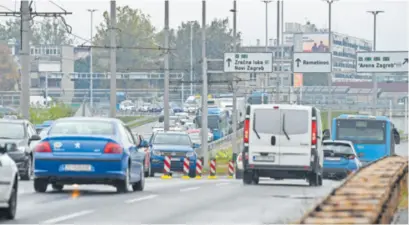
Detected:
[152,150,162,156]
[186,151,195,157]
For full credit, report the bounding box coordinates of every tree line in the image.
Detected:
[0,6,240,91]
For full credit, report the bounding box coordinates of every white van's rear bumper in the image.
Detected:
[244,165,312,180]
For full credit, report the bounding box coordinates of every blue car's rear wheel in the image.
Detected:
[116,167,130,193]
[34,178,48,193]
[132,165,145,191]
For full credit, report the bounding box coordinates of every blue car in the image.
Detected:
[33,117,147,193]
[148,131,197,177]
[323,140,362,180]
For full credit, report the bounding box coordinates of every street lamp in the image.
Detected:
[323,0,337,133]
[87,9,97,109]
[261,1,272,101]
[188,21,195,96]
[367,10,384,115]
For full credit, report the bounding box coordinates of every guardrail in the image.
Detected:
[207,128,243,154]
[297,155,408,224]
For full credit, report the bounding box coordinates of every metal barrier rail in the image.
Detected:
[297,156,408,224]
[207,129,243,153]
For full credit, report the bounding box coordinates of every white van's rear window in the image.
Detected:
[253,109,309,135]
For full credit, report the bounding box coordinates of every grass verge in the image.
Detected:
[202,147,233,175]
[117,116,144,123]
[127,117,158,128]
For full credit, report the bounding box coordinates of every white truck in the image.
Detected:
[218,97,246,129]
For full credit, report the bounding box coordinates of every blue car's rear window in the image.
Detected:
[49,121,115,135]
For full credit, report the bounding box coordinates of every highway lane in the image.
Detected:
[1,138,406,223]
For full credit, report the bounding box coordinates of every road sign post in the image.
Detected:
[224,53,274,73]
[292,52,332,73]
[356,51,408,73]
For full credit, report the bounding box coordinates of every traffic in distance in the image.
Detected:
[0,95,403,221]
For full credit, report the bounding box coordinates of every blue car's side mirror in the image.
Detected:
[193,143,200,149]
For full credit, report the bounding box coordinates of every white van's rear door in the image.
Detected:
[249,107,280,165]
[278,106,311,167]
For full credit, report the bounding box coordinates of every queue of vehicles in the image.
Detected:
[237,103,401,185]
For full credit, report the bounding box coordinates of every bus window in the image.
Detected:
[336,119,386,144]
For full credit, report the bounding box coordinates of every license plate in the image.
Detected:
[254,156,275,162]
[64,164,92,171]
[325,157,341,161]
[171,158,180,161]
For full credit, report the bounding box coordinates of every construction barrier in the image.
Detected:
[297,155,408,224]
[227,160,234,178]
[208,158,217,179]
[182,157,190,179]
[195,158,203,179]
[161,155,172,179]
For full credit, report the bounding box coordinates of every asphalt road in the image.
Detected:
[1,140,406,223]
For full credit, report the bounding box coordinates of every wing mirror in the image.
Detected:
[139,140,149,148]
[393,128,400,145]
[29,135,42,144]
[322,129,330,141]
[192,143,200,149]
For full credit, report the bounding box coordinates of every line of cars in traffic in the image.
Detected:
[119,100,188,114]
[235,104,401,185]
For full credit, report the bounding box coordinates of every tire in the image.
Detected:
[188,169,196,178]
[34,179,48,193]
[149,162,155,177]
[51,184,64,191]
[235,168,243,179]
[252,175,259,185]
[132,165,145,191]
[243,170,252,185]
[318,175,323,186]
[144,160,150,178]
[20,157,32,181]
[116,167,130,193]
[0,182,17,220]
[308,172,319,186]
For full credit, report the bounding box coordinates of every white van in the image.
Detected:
[242,104,323,186]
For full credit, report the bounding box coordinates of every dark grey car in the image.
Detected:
[0,119,41,180]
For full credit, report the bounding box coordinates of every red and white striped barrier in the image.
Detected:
[163,155,171,176]
[228,160,234,178]
[183,157,190,177]
[195,158,203,178]
[209,158,217,177]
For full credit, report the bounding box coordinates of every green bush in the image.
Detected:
[30,104,73,124]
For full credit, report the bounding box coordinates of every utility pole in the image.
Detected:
[87,9,97,109]
[201,0,209,168]
[0,1,72,120]
[367,10,384,116]
[324,0,336,132]
[164,0,170,131]
[231,0,238,166]
[276,0,280,103]
[190,21,194,96]
[262,0,272,104]
[109,0,117,118]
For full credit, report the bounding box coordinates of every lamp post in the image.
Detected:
[87,9,97,109]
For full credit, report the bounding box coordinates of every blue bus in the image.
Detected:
[247,91,269,105]
[194,107,232,141]
[329,114,400,164]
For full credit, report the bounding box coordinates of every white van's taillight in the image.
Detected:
[244,119,250,143]
[311,120,317,145]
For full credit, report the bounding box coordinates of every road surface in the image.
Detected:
[1,138,406,223]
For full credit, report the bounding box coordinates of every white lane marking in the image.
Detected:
[180,186,200,192]
[125,194,158,204]
[216,182,230,186]
[41,210,94,224]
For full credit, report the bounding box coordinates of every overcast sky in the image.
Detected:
[1,0,408,50]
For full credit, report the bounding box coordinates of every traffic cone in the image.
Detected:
[161,155,172,179]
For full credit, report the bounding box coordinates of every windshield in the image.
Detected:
[39,127,50,138]
[323,142,355,155]
[0,122,25,139]
[49,121,115,135]
[152,133,191,146]
[336,119,386,144]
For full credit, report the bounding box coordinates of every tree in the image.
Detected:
[0,18,72,45]
[92,6,158,77]
[163,18,241,84]
[0,44,20,91]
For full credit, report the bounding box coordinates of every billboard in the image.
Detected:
[293,73,303,87]
[284,33,329,53]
